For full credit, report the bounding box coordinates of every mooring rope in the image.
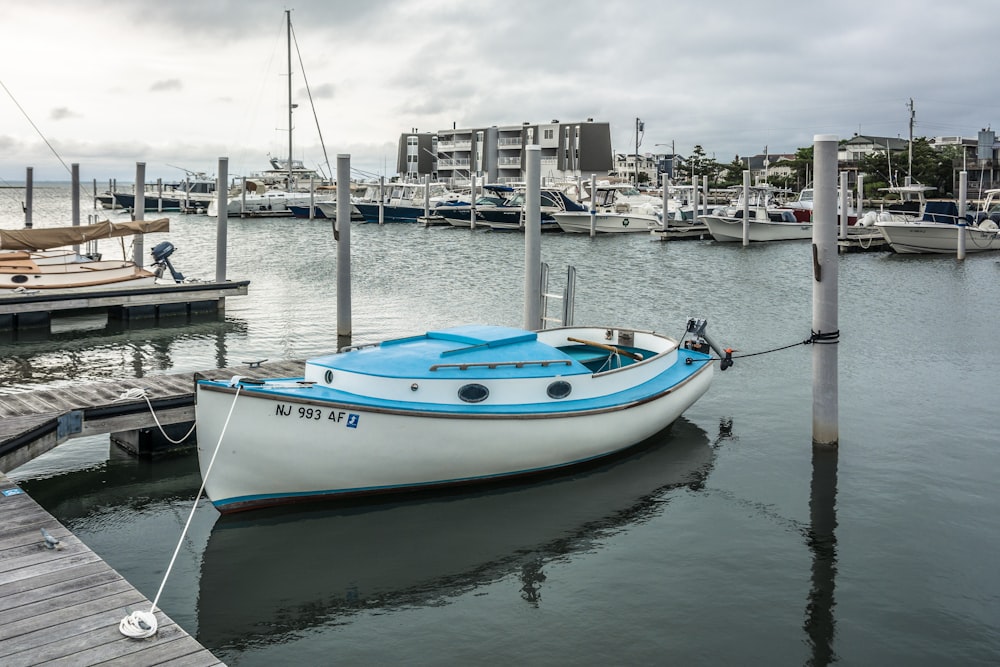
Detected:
[702,330,840,363]
[117,387,196,445]
[119,384,243,639]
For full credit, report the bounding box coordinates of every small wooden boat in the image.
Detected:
[194,321,730,513]
[0,257,157,290]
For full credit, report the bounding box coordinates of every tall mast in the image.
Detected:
[287,9,293,188]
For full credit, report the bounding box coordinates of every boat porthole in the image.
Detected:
[458,383,489,403]
[11,275,28,284]
[324,370,333,384]
[547,380,572,399]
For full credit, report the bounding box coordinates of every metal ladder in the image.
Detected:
[540,262,576,329]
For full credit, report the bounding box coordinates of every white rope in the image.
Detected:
[119,384,242,639]
[117,387,196,445]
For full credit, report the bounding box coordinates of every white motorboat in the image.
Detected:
[194,321,730,513]
[552,210,661,233]
[701,207,811,242]
[871,188,1000,254]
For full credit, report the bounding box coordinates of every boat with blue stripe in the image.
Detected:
[194,321,729,512]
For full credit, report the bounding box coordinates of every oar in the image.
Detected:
[567,337,644,361]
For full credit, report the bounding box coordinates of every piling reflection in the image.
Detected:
[0,316,246,391]
[804,445,839,666]
[195,418,717,652]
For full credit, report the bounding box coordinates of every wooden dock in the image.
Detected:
[0,472,224,666]
[0,359,304,473]
[0,280,250,334]
[0,359,311,665]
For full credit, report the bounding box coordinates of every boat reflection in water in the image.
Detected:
[196,417,718,652]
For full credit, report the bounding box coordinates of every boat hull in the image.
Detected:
[552,211,659,234]
[702,215,813,242]
[195,360,712,512]
[875,222,1000,254]
[0,260,157,290]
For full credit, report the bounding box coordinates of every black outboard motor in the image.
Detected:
[150,241,185,283]
[683,317,733,370]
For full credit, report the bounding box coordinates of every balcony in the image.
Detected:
[498,157,522,168]
[498,137,522,147]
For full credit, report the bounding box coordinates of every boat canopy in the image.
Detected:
[0,218,169,251]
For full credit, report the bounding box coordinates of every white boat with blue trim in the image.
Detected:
[194,321,728,513]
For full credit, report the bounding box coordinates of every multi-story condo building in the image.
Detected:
[397,119,612,185]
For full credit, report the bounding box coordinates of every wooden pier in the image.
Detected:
[0,471,223,665]
[0,359,304,472]
[0,280,250,334]
[0,359,309,665]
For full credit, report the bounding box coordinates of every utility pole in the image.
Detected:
[635,118,644,187]
[907,97,915,181]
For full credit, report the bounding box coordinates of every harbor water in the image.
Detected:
[2,185,999,665]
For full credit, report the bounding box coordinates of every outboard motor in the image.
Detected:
[150,241,185,283]
[683,318,733,370]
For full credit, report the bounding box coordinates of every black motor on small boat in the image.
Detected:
[151,241,185,283]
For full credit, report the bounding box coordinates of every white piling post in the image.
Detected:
[470,173,477,230]
[702,175,708,216]
[240,176,247,217]
[957,171,967,261]
[310,177,316,221]
[661,173,669,233]
[589,174,597,237]
[576,175,583,202]
[742,170,751,246]
[337,155,352,342]
[812,135,839,448]
[71,164,81,254]
[423,173,431,219]
[215,158,228,284]
[157,178,163,213]
[133,163,145,268]
[524,145,542,330]
[378,176,385,225]
[856,173,864,221]
[838,172,848,239]
[691,174,699,226]
[24,167,33,229]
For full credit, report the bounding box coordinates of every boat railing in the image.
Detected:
[429,359,573,371]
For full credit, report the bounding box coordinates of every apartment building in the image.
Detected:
[397,119,613,185]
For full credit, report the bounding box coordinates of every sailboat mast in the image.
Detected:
[286,9,293,189]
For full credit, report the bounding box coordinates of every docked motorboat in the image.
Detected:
[553,183,662,233]
[701,207,811,242]
[481,188,585,232]
[353,181,467,223]
[870,188,1000,254]
[194,320,729,513]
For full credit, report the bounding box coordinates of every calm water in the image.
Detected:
[3,185,999,665]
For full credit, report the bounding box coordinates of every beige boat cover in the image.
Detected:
[0,218,170,251]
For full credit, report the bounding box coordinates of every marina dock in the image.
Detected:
[0,360,307,665]
[0,359,304,471]
[0,472,224,666]
[0,280,250,334]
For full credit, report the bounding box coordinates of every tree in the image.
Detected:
[676,145,724,186]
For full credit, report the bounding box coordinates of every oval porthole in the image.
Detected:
[324,370,333,384]
[458,383,489,403]
[11,275,28,284]
[547,380,572,399]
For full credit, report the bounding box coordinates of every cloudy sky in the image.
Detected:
[0,0,995,183]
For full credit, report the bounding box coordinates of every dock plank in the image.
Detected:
[0,473,224,665]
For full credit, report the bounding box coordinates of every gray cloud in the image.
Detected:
[150,79,183,93]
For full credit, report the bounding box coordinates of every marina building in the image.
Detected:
[397,119,613,186]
